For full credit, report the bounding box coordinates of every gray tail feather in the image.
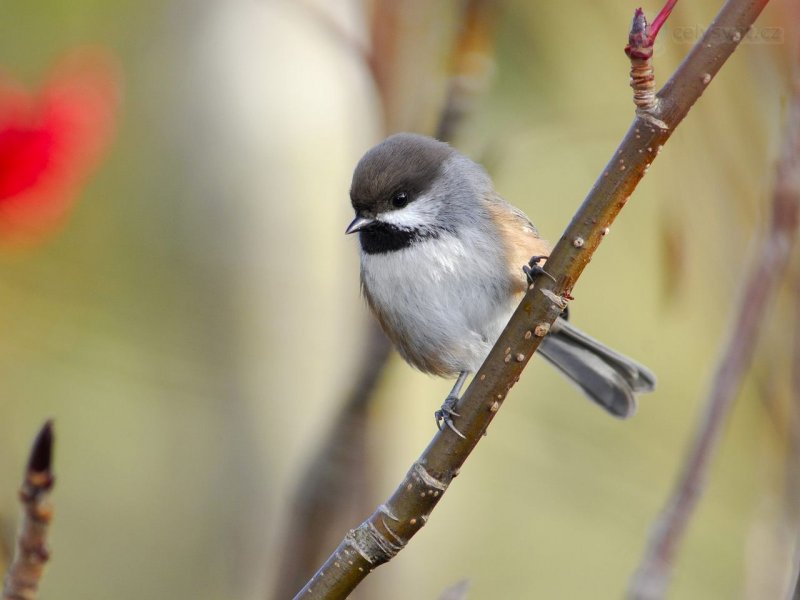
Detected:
[537,318,656,419]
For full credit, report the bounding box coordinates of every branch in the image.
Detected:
[293,1,771,597]
[629,41,800,600]
[2,421,55,600]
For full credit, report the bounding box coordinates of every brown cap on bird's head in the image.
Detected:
[349,133,454,220]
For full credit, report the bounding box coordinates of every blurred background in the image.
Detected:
[0,1,797,598]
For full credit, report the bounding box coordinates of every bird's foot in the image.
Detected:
[435,395,465,439]
[523,255,556,285]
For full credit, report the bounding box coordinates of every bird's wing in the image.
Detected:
[484,193,552,294]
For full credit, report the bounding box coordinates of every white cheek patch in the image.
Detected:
[376,194,437,229]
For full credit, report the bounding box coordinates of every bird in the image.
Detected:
[345,133,655,436]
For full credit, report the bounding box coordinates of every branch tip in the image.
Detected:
[3,422,56,600]
[626,0,679,112]
[631,8,647,37]
[625,9,651,60]
[27,421,54,476]
[625,0,678,59]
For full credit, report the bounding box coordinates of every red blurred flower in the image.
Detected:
[0,49,119,246]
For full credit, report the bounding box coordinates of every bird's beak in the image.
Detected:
[345,215,374,234]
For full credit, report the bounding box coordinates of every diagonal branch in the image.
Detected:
[293,1,771,597]
[629,46,800,600]
[2,421,55,600]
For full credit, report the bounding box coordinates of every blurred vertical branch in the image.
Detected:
[270,3,501,599]
[2,422,55,600]
[271,326,389,600]
[0,520,11,582]
[367,0,399,132]
[629,55,800,600]
[436,0,500,141]
[788,260,800,598]
[788,269,800,597]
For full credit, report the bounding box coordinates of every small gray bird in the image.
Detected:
[346,133,655,436]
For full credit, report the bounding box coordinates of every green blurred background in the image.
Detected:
[0,1,797,598]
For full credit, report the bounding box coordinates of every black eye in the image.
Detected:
[391,191,409,208]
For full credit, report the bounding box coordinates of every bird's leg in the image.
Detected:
[435,371,470,439]
[523,255,556,285]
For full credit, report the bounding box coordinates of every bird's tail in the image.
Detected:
[537,317,656,418]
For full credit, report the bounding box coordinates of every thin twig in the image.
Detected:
[2,421,55,600]
[293,0,770,597]
[628,44,800,600]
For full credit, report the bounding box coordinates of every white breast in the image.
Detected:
[360,228,515,376]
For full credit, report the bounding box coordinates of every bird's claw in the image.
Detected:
[435,395,465,439]
[524,255,556,285]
